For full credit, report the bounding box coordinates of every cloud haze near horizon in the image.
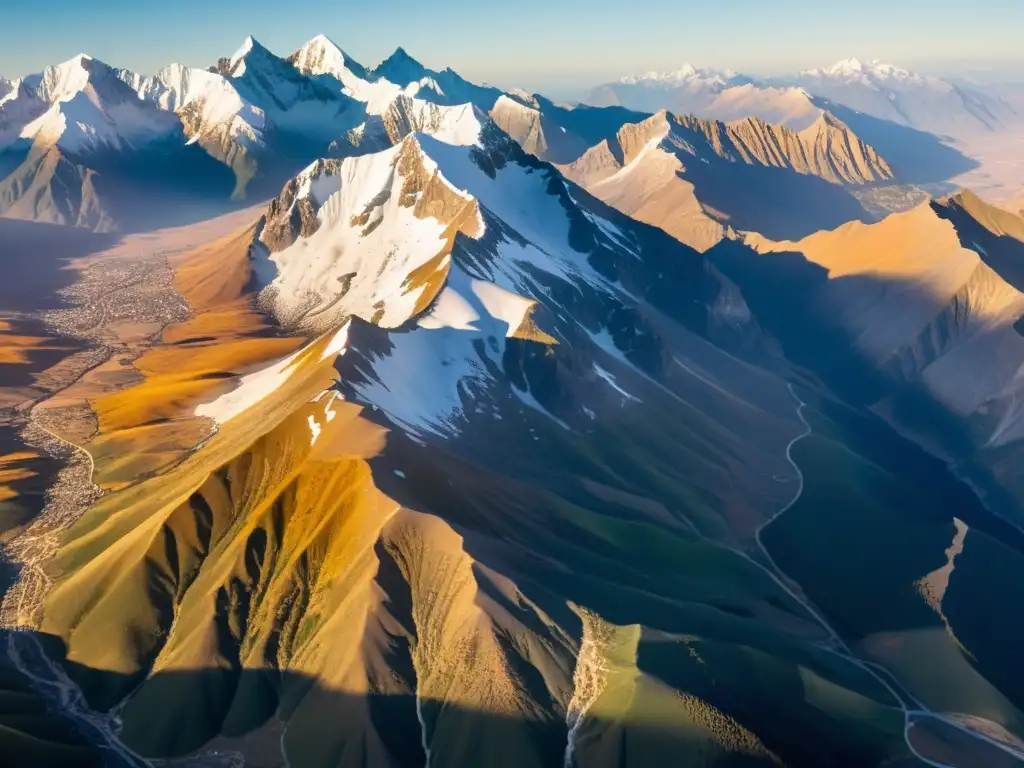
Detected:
[4,0,1024,98]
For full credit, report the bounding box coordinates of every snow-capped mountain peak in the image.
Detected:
[618,63,738,87]
[289,34,369,88]
[229,36,257,73]
[373,46,430,86]
[802,57,921,83]
[825,57,865,75]
[0,53,182,155]
[224,34,298,80]
[31,54,101,103]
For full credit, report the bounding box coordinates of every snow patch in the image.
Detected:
[268,140,465,328]
[308,414,322,445]
[418,286,480,331]
[323,389,341,422]
[511,383,571,430]
[471,279,533,338]
[195,328,349,425]
[230,36,256,71]
[195,344,307,424]
[594,363,641,403]
[320,323,351,360]
[352,325,490,437]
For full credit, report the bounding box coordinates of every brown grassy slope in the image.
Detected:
[42,348,578,766]
[42,328,352,685]
[86,226,305,487]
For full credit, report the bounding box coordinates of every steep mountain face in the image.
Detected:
[33,116,924,768]
[18,55,181,153]
[288,33,371,90]
[713,192,1024,525]
[585,65,825,130]
[560,109,889,251]
[370,47,506,111]
[488,95,591,163]
[0,146,110,230]
[788,58,1017,138]
[125,36,364,200]
[122,62,267,196]
[0,54,234,231]
[328,95,486,159]
[255,120,761,346]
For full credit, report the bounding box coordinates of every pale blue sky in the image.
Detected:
[4,0,1024,96]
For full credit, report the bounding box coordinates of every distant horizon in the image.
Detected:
[4,0,1024,99]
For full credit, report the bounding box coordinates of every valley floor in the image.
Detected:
[948,130,1024,205]
[0,203,269,626]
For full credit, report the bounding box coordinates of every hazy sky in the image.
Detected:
[4,0,1024,97]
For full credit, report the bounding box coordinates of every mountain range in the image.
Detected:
[4,31,1024,768]
[586,57,1019,138]
[560,109,892,250]
[0,37,926,237]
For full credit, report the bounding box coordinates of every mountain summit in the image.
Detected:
[289,34,370,85]
[372,46,429,86]
[789,58,1015,135]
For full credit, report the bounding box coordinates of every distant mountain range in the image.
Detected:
[585,57,1019,138]
[1,39,935,235]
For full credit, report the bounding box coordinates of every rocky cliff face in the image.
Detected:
[0,146,111,230]
[582,109,894,187]
[721,196,1024,526]
[488,95,590,164]
[560,109,887,251]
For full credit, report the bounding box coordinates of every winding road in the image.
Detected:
[755,383,1024,768]
[5,630,149,768]
[33,418,96,487]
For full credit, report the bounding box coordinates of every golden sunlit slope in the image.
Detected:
[716,192,1024,526]
[0,321,76,368]
[745,204,985,362]
[744,198,1024,414]
[40,350,580,767]
[81,226,305,487]
[560,110,888,251]
[40,376,911,767]
[31,121,958,768]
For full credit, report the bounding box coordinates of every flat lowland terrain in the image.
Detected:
[83,224,306,487]
[949,130,1024,205]
[0,221,118,313]
[1,203,284,622]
